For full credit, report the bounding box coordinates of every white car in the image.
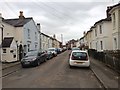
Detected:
[48,48,57,57]
[69,50,90,68]
[72,47,80,51]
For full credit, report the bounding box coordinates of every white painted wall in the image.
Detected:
[2,22,15,38]
[41,34,49,51]
[48,38,52,48]
[110,6,120,50]
[23,19,39,53]
[0,22,16,62]
[1,39,17,62]
[90,20,112,51]
[92,21,113,51]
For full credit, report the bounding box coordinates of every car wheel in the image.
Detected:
[44,58,47,62]
[37,60,40,66]
[69,65,73,68]
[88,65,91,69]
[21,64,26,68]
[53,54,55,57]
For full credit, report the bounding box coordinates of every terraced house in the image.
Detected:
[108,3,120,50]
[0,11,40,62]
[0,11,62,62]
[80,3,120,51]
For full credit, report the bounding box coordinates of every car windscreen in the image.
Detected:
[48,49,55,51]
[72,48,80,50]
[72,52,88,60]
[25,51,38,57]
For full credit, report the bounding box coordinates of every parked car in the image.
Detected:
[72,47,80,51]
[68,47,71,50]
[62,47,67,52]
[48,48,57,57]
[69,50,90,68]
[46,50,53,60]
[56,48,62,54]
[21,50,47,68]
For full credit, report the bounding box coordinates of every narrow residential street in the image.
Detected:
[1,1,120,90]
[2,50,100,88]
[2,50,119,88]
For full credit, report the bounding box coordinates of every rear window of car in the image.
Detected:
[72,48,80,51]
[72,52,88,60]
[25,51,38,57]
[48,49,55,51]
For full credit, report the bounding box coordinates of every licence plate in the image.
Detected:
[75,62,84,64]
[24,62,30,64]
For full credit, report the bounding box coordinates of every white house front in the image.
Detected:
[1,37,18,62]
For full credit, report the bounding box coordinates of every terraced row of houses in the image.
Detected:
[79,3,120,52]
[0,11,62,62]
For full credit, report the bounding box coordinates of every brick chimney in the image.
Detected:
[83,31,86,35]
[53,34,56,39]
[106,6,112,18]
[19,11,25,19]
[37,23,41,32]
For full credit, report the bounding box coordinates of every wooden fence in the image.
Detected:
[88,49,120,72]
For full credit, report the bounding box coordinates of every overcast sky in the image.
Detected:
[0,0,119,44]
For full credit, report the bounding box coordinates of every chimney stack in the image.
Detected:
[37,23,41,32]
[83,31,86,35]
[53,34,56,39]
[106,6,112,18]
[19,11,25,19]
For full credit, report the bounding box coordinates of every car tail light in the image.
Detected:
[86,57,88,61]
[71,55,75,60]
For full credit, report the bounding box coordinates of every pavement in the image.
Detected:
[1,61,20,70]
[90,57,120,89]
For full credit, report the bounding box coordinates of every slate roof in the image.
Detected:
[3,17,32,27]
[2,37,14,48]
[109,3,120,11]
[94,17,111,26]
[41,33,50,38]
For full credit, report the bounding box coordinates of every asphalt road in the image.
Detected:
[2,50,105,88]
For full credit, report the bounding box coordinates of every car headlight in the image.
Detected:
[31,58,37,61]
[21,59,24,61]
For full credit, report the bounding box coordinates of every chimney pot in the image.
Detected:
[37,23,41,32]
[20,11,23,16]
[19,11,25,19]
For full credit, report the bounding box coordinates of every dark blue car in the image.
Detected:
[21,50,47,68]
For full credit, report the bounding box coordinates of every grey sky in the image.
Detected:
[0,0,119,44]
